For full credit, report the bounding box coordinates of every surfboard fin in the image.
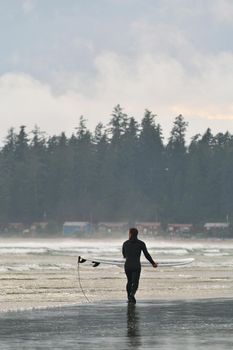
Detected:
[78,257,86,264]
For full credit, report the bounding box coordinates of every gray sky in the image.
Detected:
[0,0,233,142]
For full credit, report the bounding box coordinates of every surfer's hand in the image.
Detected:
[152,262,158,268]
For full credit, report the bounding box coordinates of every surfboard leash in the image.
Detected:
[77,256,91,303]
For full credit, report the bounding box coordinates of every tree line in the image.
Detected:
[0,105,232,228]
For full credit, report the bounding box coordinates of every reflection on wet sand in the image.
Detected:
[0,300,233,349]
[127,304,141,348]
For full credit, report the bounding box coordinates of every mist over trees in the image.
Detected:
[0,105,233,227]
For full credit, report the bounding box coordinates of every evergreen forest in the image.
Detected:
[0,105,233,227]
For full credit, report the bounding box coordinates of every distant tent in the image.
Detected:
[204,222,229,229]
[63,222,91,236]
[98,222,128,232]
[136,222,161,235]
[204,222,230,234]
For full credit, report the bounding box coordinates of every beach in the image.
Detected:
[1,237,233,349]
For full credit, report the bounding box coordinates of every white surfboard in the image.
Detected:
[78,256,194,267]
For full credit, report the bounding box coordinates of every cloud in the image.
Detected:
[1,0,233,143]
[0,73,81,141]
[22,0,36,15]
[1,45,233,143]
[212,0,233,23]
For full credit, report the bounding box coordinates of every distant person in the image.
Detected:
[122,227,157,304]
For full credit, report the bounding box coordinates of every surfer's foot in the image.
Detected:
[128,295,136,304]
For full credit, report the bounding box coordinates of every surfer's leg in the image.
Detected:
[130,268,141,297]
[125,268,133,300]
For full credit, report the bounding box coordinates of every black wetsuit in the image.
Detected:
[122,237,155,300]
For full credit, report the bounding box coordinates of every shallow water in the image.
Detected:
[0,299,233,349]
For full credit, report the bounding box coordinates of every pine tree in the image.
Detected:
[166,115,188,222]
[137,110,164,221]
[12,126,31,222]
[29,126,47,221]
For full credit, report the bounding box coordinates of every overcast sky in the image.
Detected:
[0,0,233,142]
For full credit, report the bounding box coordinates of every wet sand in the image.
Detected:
[0,299,233,349]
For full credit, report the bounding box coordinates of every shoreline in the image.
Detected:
[2,296,233,315]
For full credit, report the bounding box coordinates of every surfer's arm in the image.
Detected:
[142,243,157,267]
[122,243,126,258]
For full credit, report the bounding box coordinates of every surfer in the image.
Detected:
[122,227,157,304]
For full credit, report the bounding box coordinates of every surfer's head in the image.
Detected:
[129,227,138,239]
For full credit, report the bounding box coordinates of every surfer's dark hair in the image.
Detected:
[129,227,138,237]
